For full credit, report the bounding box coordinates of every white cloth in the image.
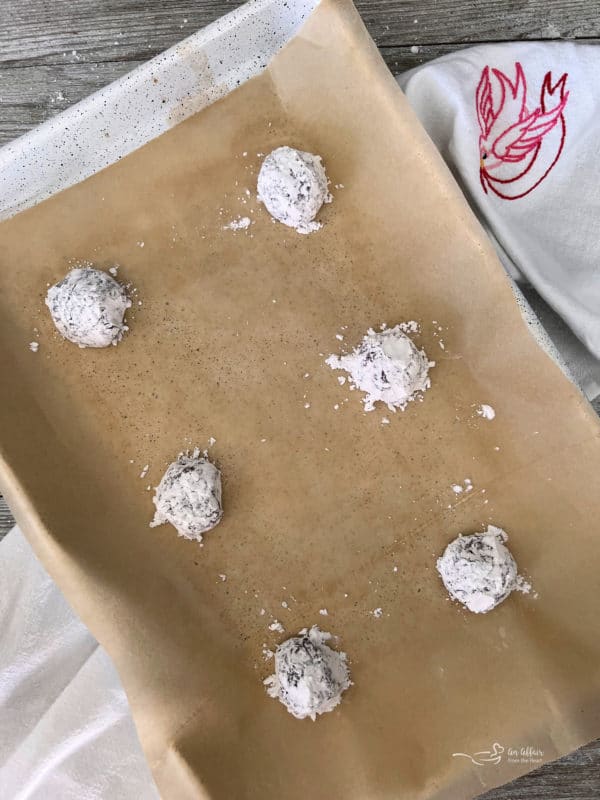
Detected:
[2,42,600,800]
[0,527,159,800]
[398,42,600,399]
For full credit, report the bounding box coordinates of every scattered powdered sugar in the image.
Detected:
[372,607,383,618]
[319,608,328,616]
[326,324,433,412]
[517,575,533,594]
[398,320,419,333]
[437,525,533,614]
[257,146,331,234]
[476,404,496,420]
[264,626,351,720]
[268,620,285,634]
[262,646,274,661]
[218,574,227,582]
[223,216,252,231]
[29,341,39,352]
[108,265,119,276]
[451,478,473,494]
[139,464,149,479]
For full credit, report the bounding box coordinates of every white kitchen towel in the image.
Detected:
[398,42,600,399]
[0,527,159,800]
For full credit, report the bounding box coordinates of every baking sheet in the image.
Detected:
[1,0,600,798]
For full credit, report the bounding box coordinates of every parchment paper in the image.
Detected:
[1,0,600,798]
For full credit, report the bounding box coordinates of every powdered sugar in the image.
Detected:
[476,403,496,420]
[268,620,285,634]
[223,216,251,231]
[451,478,473,494]
[326,324,433,412]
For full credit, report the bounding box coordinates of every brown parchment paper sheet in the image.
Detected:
[1,1,600,797]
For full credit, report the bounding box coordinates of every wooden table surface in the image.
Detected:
[1,1,599,797]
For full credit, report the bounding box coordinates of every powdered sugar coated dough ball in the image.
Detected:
[437,526,520,614]
[264,626,351,720]
[45,267,131,348]
[150,452,223,543]
[257,146,331,234]
[326,325,432,412]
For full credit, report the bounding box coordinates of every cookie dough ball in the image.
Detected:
[150,451,223,542]
[264,626,351,720]
[437,526,520,614]
[45,267,131,348]
[257,146,330,234]
[326,325,432,412]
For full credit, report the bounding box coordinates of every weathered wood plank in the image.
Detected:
[360,0,600,47]
[0,0,598,67]
[0,496,14,539]
[380,39,600,72]
[480,740,600,799]
[0,61,138,144]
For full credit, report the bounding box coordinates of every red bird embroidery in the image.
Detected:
[476,62,569,199]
